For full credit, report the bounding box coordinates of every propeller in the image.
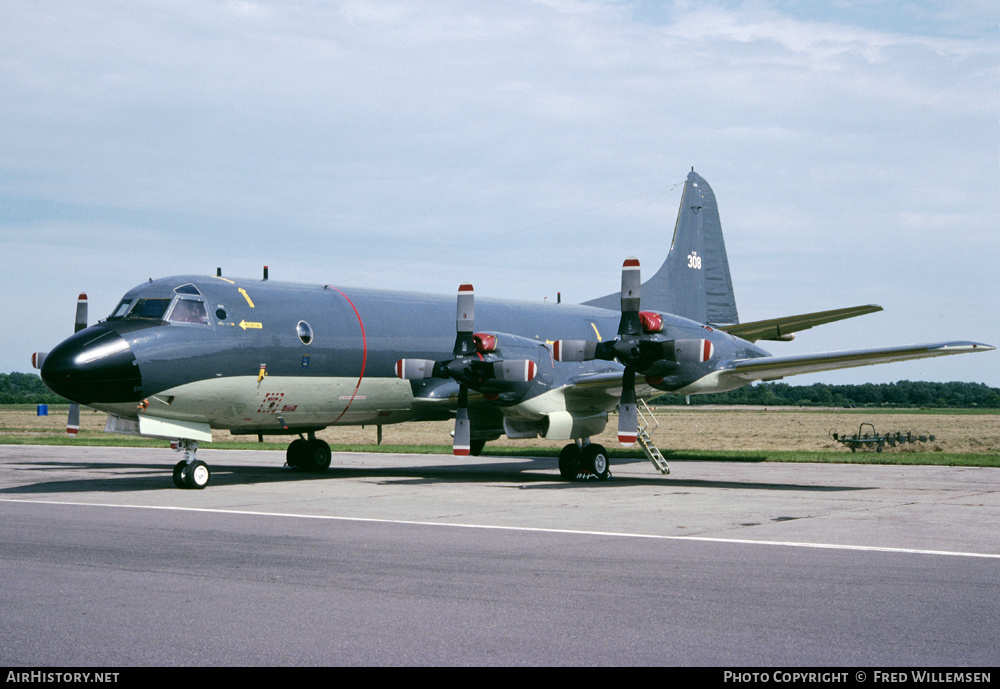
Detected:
[395,284,537,456]
[452,283,474,455]
[553,258,714,447]
[33,293,88,435]
[616,258,641,445]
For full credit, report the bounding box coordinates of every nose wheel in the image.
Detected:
[171,440,210,489]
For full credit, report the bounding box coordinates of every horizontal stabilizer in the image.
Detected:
[719,305,883,342]
[719,341,994,385]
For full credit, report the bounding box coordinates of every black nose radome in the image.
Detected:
[41,326,142,404]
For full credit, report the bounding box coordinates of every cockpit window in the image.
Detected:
[127,298,173,320]
[109,299,133,319]
[174,283,202,296]
[167,298,210,325]
[110,295,211,325]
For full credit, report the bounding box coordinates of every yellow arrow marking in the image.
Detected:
[590,322,602,342]
[238,288,255,308]
[239,320,262,330]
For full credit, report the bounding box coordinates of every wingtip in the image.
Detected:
[940,342,995,353]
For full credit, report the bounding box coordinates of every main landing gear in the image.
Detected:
[168,432,331,489]
[558,441,612,482]
[285,433,332,472]
[172,439,210,489]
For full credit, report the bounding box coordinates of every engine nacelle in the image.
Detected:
[542,410,608,440]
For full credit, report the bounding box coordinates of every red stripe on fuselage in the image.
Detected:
[326,286,368,424]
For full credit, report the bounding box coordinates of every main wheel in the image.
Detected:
[286,438,308,468]
[558,444,581,480]
[184,460,211,489]
[300,439,332,472]
[580,444,610,480]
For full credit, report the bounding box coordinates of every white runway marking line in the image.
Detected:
[3,497,999,560]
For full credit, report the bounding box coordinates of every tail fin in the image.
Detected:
[584,170,739,325]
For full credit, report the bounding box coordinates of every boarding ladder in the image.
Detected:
[637,400,670,475]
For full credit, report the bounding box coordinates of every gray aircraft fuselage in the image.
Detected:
[40,274,769,439]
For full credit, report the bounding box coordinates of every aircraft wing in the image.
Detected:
[716,341,994,385]
[718,305,883,342]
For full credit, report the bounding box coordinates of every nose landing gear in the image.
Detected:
[171,439,210,489]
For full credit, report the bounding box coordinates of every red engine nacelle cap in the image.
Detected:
[639,311,663,333]
[474,333,497,353]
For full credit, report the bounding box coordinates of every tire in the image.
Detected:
[580,444,610,480]
[184,460,210,489]
[286,438,308,468]
[558,444,580,480]
[172,460,188,489]
[301,439,331,472]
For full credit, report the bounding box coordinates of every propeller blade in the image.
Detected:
[454,284,476,357]
[453,385,471,455]
[618,257,642,336]
[617,367,638,446]
[74,293,88,333]
[32,352,47,369]
[64,293,88,435]
[67,403,80,436]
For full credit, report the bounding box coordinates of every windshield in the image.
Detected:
[107,293,211,326]
[127,298,173,320]
[109,299,133,320]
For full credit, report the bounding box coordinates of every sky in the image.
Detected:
[2,0,998,387]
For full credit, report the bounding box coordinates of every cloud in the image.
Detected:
[2,0,997,385]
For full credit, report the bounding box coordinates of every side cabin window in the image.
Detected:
[297,321,313,345]
[167,298,210,325]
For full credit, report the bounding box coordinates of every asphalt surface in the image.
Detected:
[1,445,998,667]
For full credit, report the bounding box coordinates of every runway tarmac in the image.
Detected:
[1,445,998,666]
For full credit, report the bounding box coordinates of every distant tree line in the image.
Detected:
[654,380,1000,408]
[0,373,69,405]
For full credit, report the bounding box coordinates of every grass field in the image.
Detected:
[3,404,999,467]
